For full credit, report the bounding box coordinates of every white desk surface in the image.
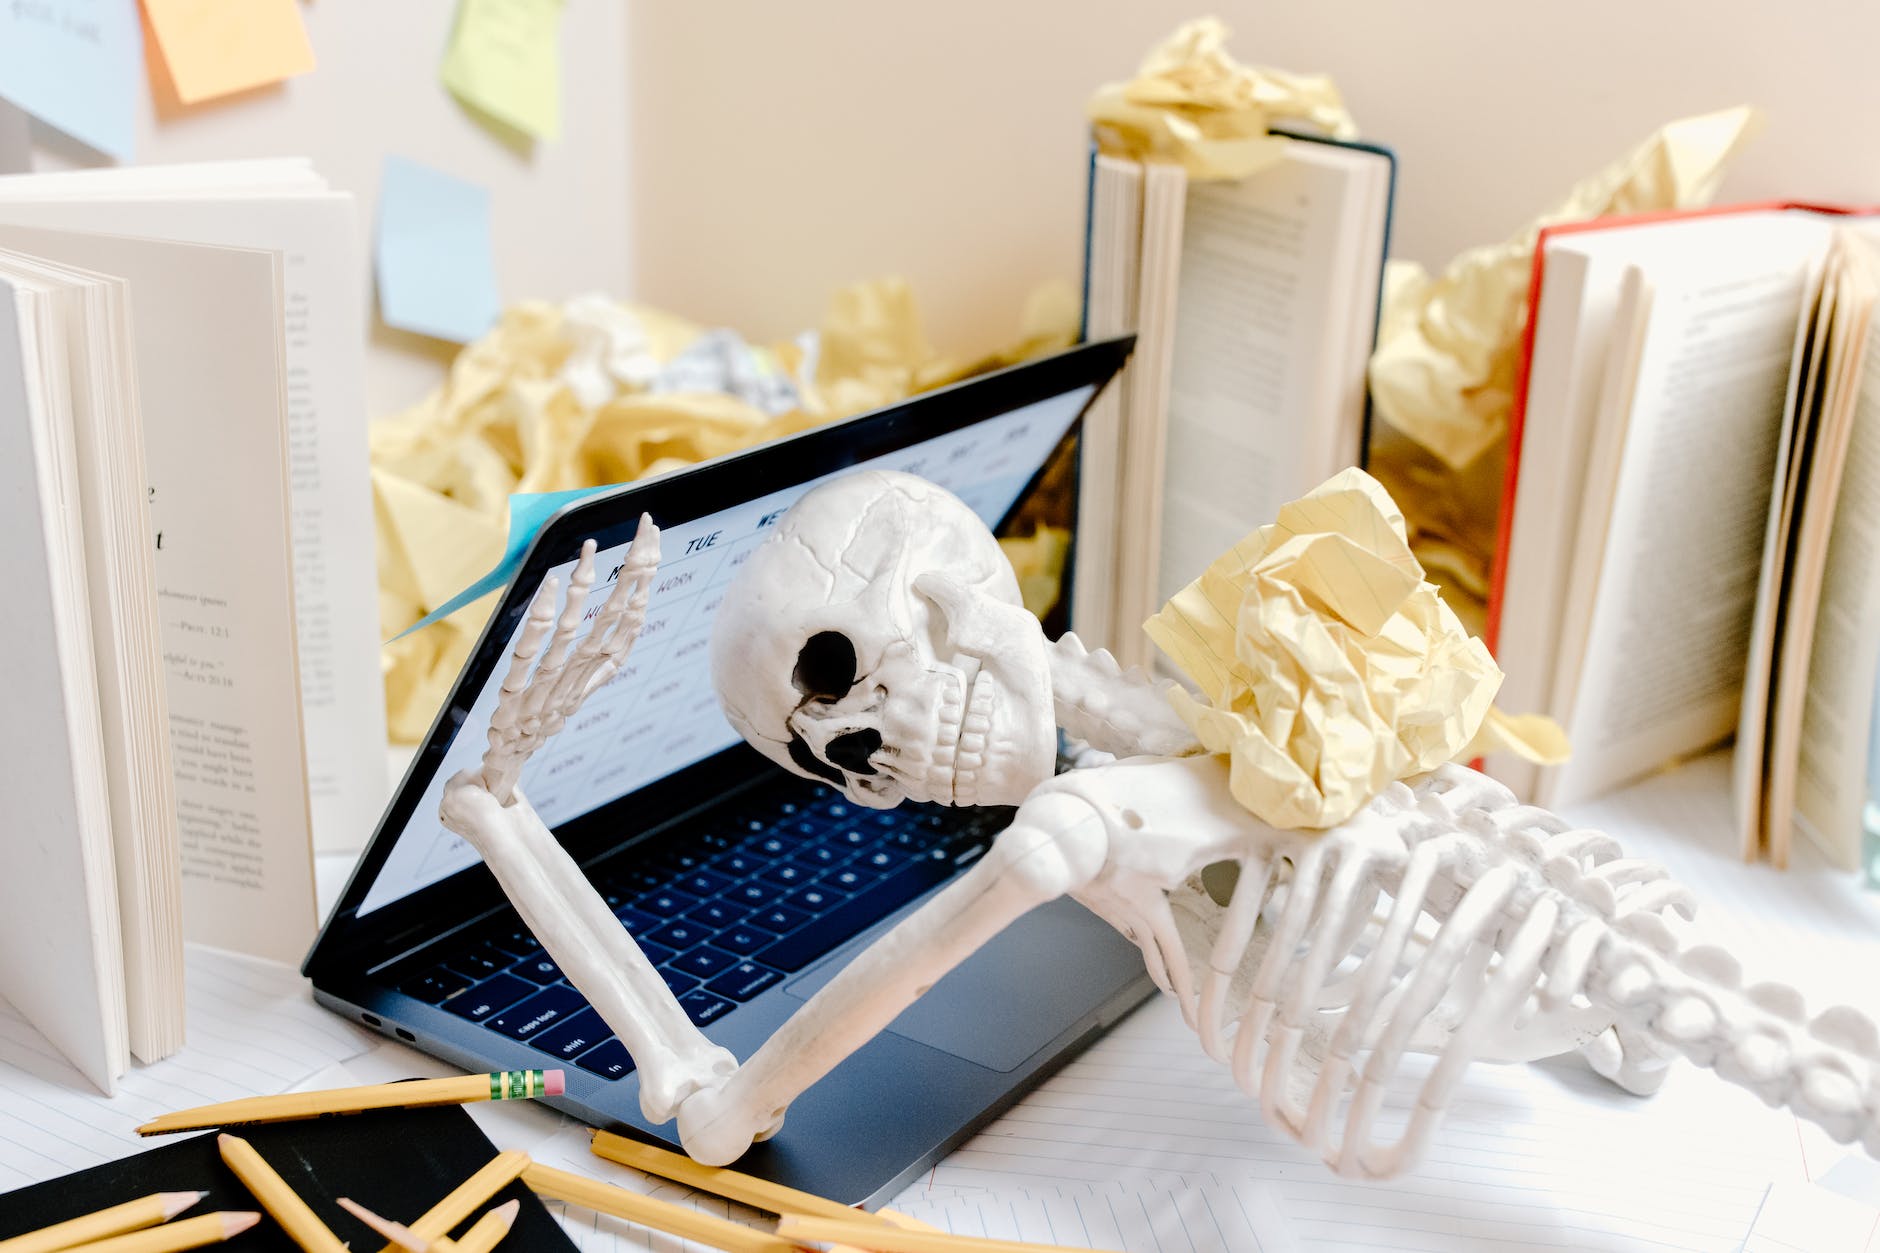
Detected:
[6,750,1879,1252]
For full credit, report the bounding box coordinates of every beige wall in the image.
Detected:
[29,0,633,417]
[626,1,1880,357]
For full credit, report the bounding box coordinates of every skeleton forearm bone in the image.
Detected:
[673,789,1111,1165]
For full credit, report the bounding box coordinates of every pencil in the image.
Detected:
[521,1163,795,1253]
[0,1192,206,1253]
[216,1133,347,1253]
[136,1071,565,1135]
[447,1201,519,1253]
[391,1150,530,1253]
[775,1215,1100,1253]
[589,1129,895,1226]
[52,1213,258,1253]
[334,1200,429,1253]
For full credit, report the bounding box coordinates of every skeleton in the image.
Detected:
[439,475,1880,1179]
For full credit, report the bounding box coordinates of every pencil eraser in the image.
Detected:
[544,1069,565,1096]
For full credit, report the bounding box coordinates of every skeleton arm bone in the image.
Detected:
[673,787,1112,1165]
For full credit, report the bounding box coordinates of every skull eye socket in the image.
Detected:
[792,631,857,701]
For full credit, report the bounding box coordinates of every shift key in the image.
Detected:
[487,985,586,1039]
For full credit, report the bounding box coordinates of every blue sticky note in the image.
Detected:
[375,154,502,343]
[392,485,625,641]
[0,0,140,160]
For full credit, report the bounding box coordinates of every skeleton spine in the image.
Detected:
[1047,633,1202,760]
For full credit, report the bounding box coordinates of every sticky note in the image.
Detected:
[439,0,563,141]
[375,154,503,344]
[141,0,316,104]
[0,0,140,159]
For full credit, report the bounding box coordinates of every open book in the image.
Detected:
[1488,204,1880,868]
[1076,133,1394,670]
[0,164,371,1087]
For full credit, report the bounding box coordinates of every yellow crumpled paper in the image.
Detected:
[374,277,1079,742]
[1145,468,1567,831]
[1087,17,1356,181]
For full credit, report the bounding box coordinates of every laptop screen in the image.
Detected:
[353,381,1098,916]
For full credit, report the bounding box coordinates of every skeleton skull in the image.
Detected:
[709,471,1056,808]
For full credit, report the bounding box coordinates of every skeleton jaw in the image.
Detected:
[866,654,1003,807]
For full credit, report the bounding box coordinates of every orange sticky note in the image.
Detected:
[141,0,316,104]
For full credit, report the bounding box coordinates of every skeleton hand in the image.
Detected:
[481,514,660,803]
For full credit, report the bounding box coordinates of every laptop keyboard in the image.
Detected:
[390,784,1012,1083]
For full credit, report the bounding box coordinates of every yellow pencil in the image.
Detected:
[53,1213,258,1253]
[775,1215,1100,1253]
[522,1162,794,1253]
[0,1192,206,1253]
[216,1134,347,1253]
[334,1200,432,1253]
[391,1150,530,1253]
[589,1129,894,1226]
[447,1201,519,1253]
[137,1071,565,1136]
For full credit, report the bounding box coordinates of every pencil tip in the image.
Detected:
[493,1199,520,1224]
[224,1212,262,1236]
[159,1191,208,1219]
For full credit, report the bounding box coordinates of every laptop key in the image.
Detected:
[760,863,812,889]
[718,926,776,956]
[676,870,734,898]
[510,956,564,984]
[575,1038,635,1080]
[637,941,677,969]
[442,943,509,979]
[637,889,698,918]
[706,962,782,1003]
[712,851,761,878]
[823,866,881,893]
[441,973,533,1021]
[532,1008,610,1062]
[781,885,844,914]
[615,906,661,935]
[402,967,471,1003]
[659,968,700,997]
[486,984,586,1039]
[751,904,811,935]
[686,900,743,929]
[482,927,542,959]
[672,946,739,980]
[756,860,951,972]
[679,991,737,1027]
[646,920,710,951]
[728,881,782,908]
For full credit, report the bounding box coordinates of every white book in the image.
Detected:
[1082,137,1394,671]
[0,162,388,855]
[0,271,129,1092]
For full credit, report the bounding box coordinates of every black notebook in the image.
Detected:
[0,1102,578,1251]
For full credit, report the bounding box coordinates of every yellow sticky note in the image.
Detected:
[142,0,316,105]
[440,0,563,142]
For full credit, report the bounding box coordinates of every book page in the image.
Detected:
[1156,146,1372,611]
[0,192,386,854]
[1072,156,1142,655]
[0,227,319,964]
[0,278,127,1093]
[1794,253,1880,867]
[1546,224,1827,807]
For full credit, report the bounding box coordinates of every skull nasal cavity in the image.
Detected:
[826,728,882,776]
[792,631,857,699]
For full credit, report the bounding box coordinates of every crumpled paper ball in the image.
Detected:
[1087,17,1357,181]
[1145,468,1565,830]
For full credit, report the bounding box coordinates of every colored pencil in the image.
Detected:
[0,1192,205,1253]
[775,1215,1098,1253]
[54,1213,257,1253]
[447,1201,518,1253]
[589,1129,894,1226]
[334,1200,431,1253]
[136,1071,564,1136]
[521,1164,794,1253]
[216,1134,347,1253]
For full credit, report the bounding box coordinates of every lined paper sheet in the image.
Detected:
[892,1181,1297,1253]
[0,946,371,1190]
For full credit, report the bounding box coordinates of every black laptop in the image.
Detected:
[303,339,1153,1206]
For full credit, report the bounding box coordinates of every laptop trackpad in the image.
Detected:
[781,898,1141,1072]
